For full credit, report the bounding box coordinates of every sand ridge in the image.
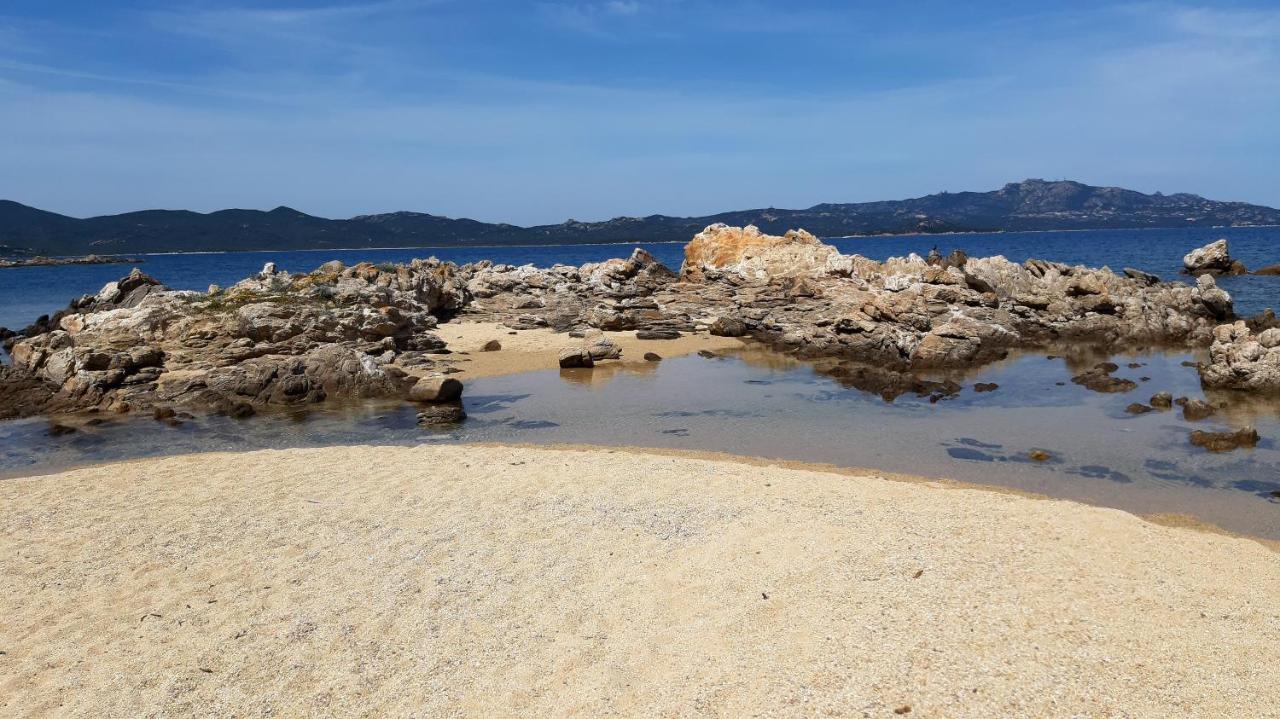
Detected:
[3,444,1279,717]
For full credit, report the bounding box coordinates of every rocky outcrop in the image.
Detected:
[1,260,468,417]
[1200,322,1280,393]
[1183,239,1247,276]
[0,224,1258,418]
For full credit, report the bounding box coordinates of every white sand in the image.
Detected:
[430,321,746,380]
[2,444,1278,718]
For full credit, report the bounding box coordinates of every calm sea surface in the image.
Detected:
[2,226,1280,330]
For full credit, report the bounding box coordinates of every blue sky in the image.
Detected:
[1,1,1277,223]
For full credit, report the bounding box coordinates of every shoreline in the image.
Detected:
[3,443,1278,716]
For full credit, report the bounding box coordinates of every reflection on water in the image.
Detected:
[3,345,1279,538]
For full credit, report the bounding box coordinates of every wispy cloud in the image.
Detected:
[175,0,445,27]
[1,1,1277,221]
[1168,5,1280,39]
[538,1,647,36]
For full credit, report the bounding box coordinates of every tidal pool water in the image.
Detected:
[4,346,1279,539]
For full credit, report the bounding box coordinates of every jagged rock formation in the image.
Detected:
[1201,322,1280,393]
[1,261,467,418]
[0,224,1255,418]
[1182,239,1247,276]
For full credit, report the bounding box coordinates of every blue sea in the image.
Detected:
[2,226,1279,331]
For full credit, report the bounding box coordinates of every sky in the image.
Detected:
[0,1,1277,224]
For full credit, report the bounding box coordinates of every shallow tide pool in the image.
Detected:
[3,345,1279,539]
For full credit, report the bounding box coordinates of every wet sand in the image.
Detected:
[431,320,746,379]
[3,444,1278,717]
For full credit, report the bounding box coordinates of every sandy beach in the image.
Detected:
[2,444,1277,718]
[430,321,747,380]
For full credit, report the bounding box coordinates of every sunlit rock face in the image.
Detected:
[681,224,852,281]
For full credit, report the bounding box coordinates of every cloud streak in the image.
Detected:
[0,1,1276,221]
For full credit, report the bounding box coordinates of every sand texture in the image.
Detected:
[430,321,745,379]
[2,444,1278,718]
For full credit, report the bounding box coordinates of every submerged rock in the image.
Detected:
[1189,427,1259,452]
[1071,363,1137,394]
[417,401,466,426]
[1181,399,1216,422]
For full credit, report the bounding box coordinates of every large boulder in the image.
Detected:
[558,347,594,368]
[681,224,850,281]
[1183,239,1246,276]
[408,376,463,403]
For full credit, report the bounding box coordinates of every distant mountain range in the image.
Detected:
[2,179,1278,256]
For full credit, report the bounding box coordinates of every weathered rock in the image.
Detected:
[1181,399,1216,422]
[1125,403,1154,414]
[824,362,961,403]
[643,352,662,362]
[710,317,748,337]
[1183,239,1246,276]
[636,329,680,340]
[417,401,466,425]
[1200,321,1280,392]
[481,339,502,351]
[1027,449,1053,462]
[681,224,850,281]
[584,333,622,361]
[1254,264,1280,276]
[1123,268,1160,285]
[974,382,999,392]
[1189,427,1259,452]
[409,376,463,403]
[1193,275,1233,320]
[558,347,594,368]
[1150,392,1173,409]
[1071,363,1137,394]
